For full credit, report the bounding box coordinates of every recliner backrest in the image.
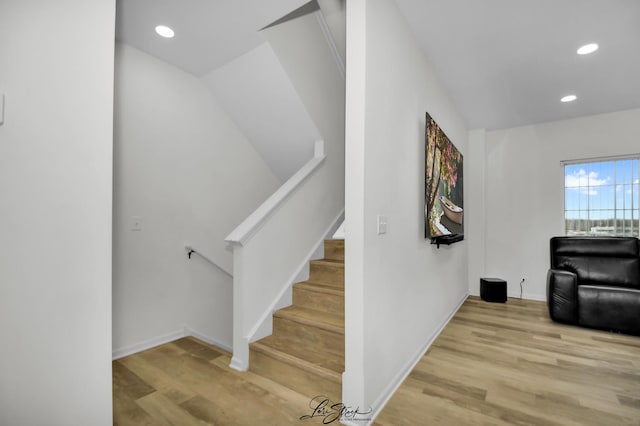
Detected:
[550,237,640,288]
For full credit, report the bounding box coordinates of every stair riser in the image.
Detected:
[273,316,344,357]
[293,287,344,316]
[323,240,344,262]
[250,350,341,402]
[309,263,344,285]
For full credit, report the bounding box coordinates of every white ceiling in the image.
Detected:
[395,0,640,130]
[116,0,640,130]
[116,0,308,76]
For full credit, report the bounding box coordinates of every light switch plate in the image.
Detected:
[377,215,387,235]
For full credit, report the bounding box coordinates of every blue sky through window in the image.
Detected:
[564,158,639,236]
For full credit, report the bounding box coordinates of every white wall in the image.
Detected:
[203,42,320,182]
[112,43,280,354]
[317,0,346,66]
[224,7,346,369]
[345,0,469,414]
[467,129,487,293]
[480,108,640,300]
[0,1,114,424]
[263,10,346,170]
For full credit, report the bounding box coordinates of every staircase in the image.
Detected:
[249,239,344,401]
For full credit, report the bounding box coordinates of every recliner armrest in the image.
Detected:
[547,269,578,324]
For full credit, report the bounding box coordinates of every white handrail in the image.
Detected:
[225,140,325,246]
[185,245,233,278]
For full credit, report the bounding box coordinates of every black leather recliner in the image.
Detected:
[547,236,640,335]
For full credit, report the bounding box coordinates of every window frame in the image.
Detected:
[563,154,639,237]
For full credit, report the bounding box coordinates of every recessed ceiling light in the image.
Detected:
[561,95,577,103]
[577,43,598,55]
[155,25,175,38]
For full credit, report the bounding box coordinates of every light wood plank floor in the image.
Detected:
[113,337,340,425]
[114,296,640,425]
[375,296,640,426]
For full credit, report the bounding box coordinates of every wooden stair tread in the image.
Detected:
[274,306,344,335]
[251,341,342,383]
[311,259,344,267]
[294,280,344,295]
[256,335,344,373]
[246,239,344,400]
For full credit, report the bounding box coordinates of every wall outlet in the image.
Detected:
[130,216,142,231]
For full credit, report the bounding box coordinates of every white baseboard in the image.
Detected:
[469,289,546,302]
[507,291,546,301]
[328,210,345,240]
[112,328,187,360]
[362,292,469,426]
[112,326,232,360]
[229,356,248,372]
[184,326,233,353]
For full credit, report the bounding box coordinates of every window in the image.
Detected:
[564,157,639,237]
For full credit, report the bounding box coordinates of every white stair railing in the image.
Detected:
[225,140,343,371]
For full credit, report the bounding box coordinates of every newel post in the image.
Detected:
[227,242,249,371]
